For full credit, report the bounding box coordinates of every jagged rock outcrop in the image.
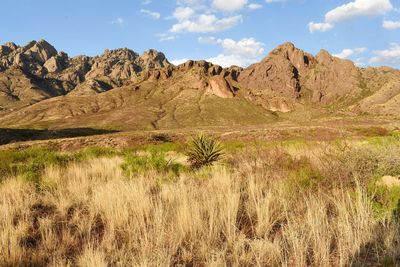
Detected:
[138,49,170,70]
[236,42,399,113]
[305,50,361,105]
[0,67,63,110]
[238,43,308,112]
[44,52,69,73]
[0,40,175,108]
[85,48,140,81]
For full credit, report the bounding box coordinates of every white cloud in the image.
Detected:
[166,0,252,35]
[353,58,366,67]
[265,0,286,3]
[212,0,248,12]
[198,36,219,44]
[170,58,190,65]
[248,3,263,10]
[140,9,161,20]
[383,20,400,29]
[170,14,242,33]
[141,0,152,5]
[207,54,250,67]
[309,0,393,32]
[325,0,393,23]
[308,22,334,33]
[369,43,400,65]
[158,33,176,41]
[333,47,367,59]
[173,7,195,21]
[177,0,205,7]
[220,38,265,58]
[200,37,265,67]
[110,17,124,26]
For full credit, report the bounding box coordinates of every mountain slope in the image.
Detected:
[0,40,399,130]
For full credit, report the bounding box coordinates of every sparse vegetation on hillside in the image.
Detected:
[1,136,400,266]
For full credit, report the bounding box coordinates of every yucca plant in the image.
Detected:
[186,134,224,169]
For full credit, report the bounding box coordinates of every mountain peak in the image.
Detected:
[142,49,163,56]
[4,42,18,50]
[277,42,296,50]
[37,39,53,46]
[22,39,58,63]
[101,48,139,60]
[269,42,297,55]
[263,42,316,73]
[139,49,170,69]
[316,49,334,64]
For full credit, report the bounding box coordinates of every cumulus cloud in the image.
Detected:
[309,0,393,32]
[168,0,251,34]
[170,14,243,33]
[325,0,392,23]
[206,54,251,67]
[140,9,161,19]
[333,47,367,59]
[308,22,333,33]
[212,0,248,12]
[170,58,190,65]
[369,43,400,65]
[200,37,265,67]
[383,20,400,29]
[173,7,195,21]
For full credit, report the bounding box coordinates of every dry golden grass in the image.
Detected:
[1,140,400,266]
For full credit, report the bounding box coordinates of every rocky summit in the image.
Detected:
[0,40,399,130]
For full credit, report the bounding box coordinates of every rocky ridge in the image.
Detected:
[0,40,399,129]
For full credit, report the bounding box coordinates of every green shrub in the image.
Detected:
[287,156,325,191]
[0,146,121,184]
[121,151,185,178]
[369,184,400,221]
[74,147,120,160]
[186,134,224,169]
[0,146,73,184]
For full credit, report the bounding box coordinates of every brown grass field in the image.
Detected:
[1,126,400,266]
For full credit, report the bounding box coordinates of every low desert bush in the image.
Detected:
[74,146,120,159]
[0,146,73,183]
[0,146,122,184]
[370,184,400,220]
[121,151,186,178]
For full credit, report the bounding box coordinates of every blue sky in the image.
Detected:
[1,0,399,68]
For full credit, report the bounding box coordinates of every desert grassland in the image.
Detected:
[1,133,400,266]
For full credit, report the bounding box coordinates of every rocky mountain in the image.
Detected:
[0,40,399,130]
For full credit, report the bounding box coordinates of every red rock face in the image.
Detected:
[207,76,235,98]
[236,42,376,112]
[237,43,310,112]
